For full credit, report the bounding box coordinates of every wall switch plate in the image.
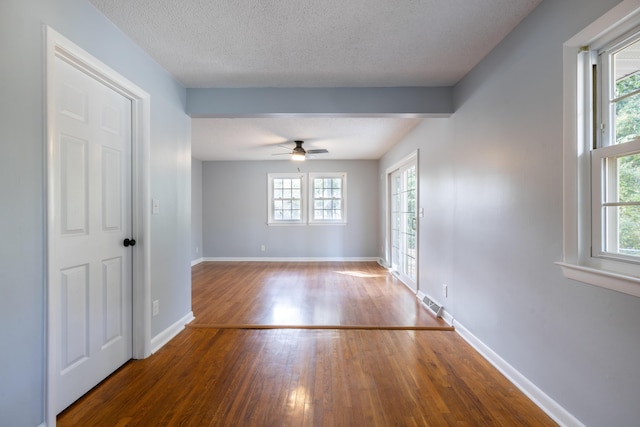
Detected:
[261,244,266,252]
[442,284,448,298]
[152,199,160,215]
[152,300,159,316]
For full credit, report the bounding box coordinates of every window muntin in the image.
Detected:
[309,173,346,224]
[273,177,302,220]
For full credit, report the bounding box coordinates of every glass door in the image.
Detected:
[390,160,417,291]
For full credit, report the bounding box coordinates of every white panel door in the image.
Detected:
[53,57,133,413]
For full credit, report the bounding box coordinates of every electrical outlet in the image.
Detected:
[442,284,448,298]
[152,300,159,316]
[196,246,199,254]
[261,244,266,252]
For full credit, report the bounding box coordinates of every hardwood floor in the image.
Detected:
[190,261,450,329]
[58,261,557,426]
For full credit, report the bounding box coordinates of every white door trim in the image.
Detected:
[44,26,151,425]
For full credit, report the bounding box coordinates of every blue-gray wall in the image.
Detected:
[0,0,191,425]
[381,1,640,425]
[202,160,379,259]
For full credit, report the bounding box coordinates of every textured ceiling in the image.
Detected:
[89,0,541,88]
[88,0,542,160]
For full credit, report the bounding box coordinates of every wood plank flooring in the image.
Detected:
[58,261,557,426]
[190,261,450,329]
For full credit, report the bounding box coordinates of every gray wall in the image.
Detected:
[381,0,640,425]
[0,0,191,425]
[192,158,203,262]
[202,160,379,259]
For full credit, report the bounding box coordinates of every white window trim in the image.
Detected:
[267,172,306,225]
[559,0,640,298]
[308,172,347,225]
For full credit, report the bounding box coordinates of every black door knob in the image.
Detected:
[123,238,136,247]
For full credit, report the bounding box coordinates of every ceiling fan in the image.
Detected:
[273,140,329,161]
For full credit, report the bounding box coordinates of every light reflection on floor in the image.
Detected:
[334,270,385,278]
[271,301,303,324]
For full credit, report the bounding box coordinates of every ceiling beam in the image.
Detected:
[186,87,453,118]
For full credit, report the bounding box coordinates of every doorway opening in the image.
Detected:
[387,151,418,292]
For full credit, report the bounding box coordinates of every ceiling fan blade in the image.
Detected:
[306,149,329,154]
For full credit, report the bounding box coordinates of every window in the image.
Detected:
[267,172,346,225]
[592,31,640,261]
[560,1,640,298]
[268,173,306,225]
[309,173,346,224]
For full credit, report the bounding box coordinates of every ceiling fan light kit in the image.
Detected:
[274,140,329,161]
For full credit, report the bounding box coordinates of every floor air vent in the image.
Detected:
[422,296,444,318]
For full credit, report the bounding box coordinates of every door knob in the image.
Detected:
[123,238,136,247]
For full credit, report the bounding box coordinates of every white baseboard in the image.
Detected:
[199,256,379,262]
[450,314,584,427]
[150,311,195,354]
[191,257,204,266]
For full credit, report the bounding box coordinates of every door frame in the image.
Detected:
[44,26,151,424]
[385,150,419,291]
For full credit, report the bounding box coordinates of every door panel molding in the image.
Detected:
[45,26,151,425]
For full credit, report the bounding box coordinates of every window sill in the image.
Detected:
[555,262,640,298]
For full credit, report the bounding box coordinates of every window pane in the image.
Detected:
[605,153,640,203]
[605,205,640,255]
[614,39,640,98]
[292,179,301,189]
[292,189,300,199]
[274,179,283,189]
[613,39,640,144]
[615,92,640,144]
[332,189,341,198]
[617,153,640,203]
[283,189,291,199]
